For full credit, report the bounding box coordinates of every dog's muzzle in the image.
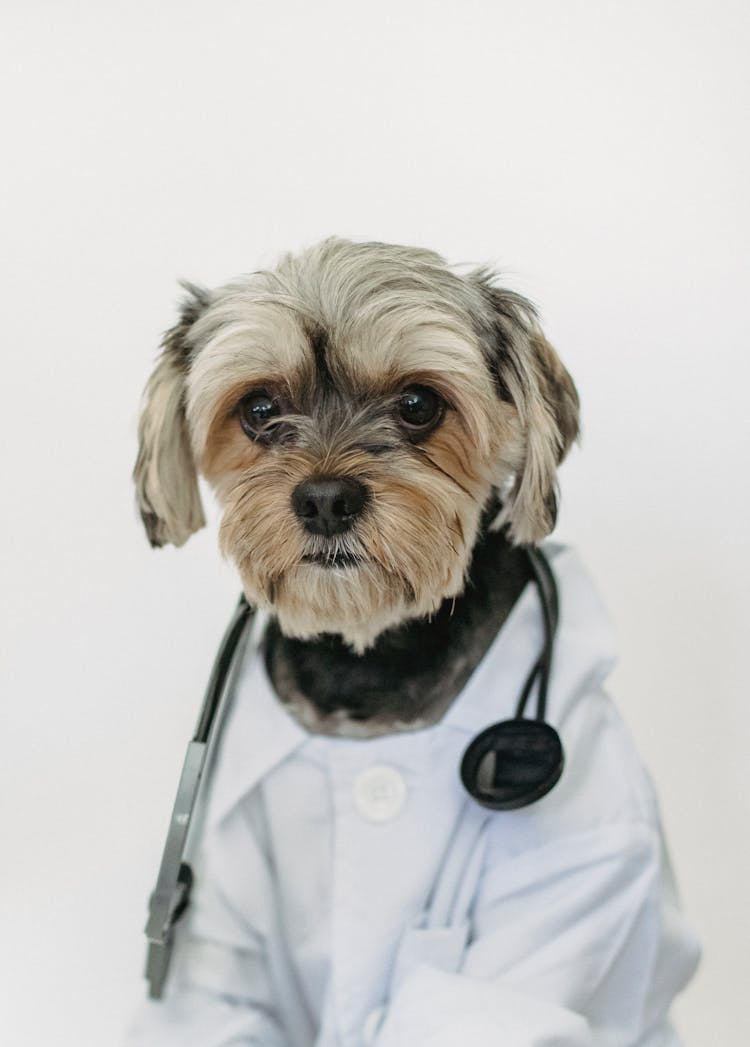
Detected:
[292,476,369,537]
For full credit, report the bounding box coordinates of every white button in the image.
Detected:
[353,765,407,823]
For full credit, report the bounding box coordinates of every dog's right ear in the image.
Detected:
[134,282,211,548]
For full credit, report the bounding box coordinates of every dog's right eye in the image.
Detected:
[396,385,445,438]
[239,391,281,440]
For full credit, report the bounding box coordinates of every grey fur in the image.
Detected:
[133,283,211,546]
[136,239,579,549]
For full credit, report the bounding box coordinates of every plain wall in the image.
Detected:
[1,1,748,1043]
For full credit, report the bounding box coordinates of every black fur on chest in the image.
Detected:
[263,517,532,737]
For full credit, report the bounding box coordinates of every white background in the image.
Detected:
[1,2,748,1044]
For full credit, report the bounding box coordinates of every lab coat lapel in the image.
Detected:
[205,624,308,828]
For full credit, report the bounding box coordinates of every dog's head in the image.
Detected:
[134,239,578,650]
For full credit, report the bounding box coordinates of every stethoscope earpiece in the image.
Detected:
[460,545,565,811]
[460,718,564,811]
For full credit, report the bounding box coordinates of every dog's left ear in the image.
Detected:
[474,278,580,545]
[133,282,211,548]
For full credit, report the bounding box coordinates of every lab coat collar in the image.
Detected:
[205,545,616,828]
[204,612,309,828]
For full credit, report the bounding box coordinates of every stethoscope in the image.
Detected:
[143,545,563,999]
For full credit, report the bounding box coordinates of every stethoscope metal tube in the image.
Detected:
[142,547,563,998]
[144,595,254,999]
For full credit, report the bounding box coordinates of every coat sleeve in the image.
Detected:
[123,799,291,1047]
[373,819,700,1047]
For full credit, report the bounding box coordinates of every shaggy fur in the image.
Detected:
[134,238,578,656]
[263,510,532,736]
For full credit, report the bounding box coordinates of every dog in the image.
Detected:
[128,239,698,1046]
[134,238,578,727]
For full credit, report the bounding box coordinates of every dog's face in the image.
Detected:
[134,239,578,651]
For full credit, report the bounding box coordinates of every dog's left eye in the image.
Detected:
[397,385,444,433]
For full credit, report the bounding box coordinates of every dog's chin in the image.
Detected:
[241,555,464,654]
[301,551,367,569]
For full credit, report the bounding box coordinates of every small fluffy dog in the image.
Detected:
[130,240,698,1045]
[134,238,578,732]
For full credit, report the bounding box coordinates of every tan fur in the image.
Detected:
[213,426,486,651]
[477,294,580,544]
[134,238,579,648]
[134,351,205,547]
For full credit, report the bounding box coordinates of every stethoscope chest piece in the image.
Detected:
[460,718,564,811]
[460,545,565,812]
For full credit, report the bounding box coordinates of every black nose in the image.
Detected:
[292,476,369,536]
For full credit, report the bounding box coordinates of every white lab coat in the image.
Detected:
[125,545,700,1047]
